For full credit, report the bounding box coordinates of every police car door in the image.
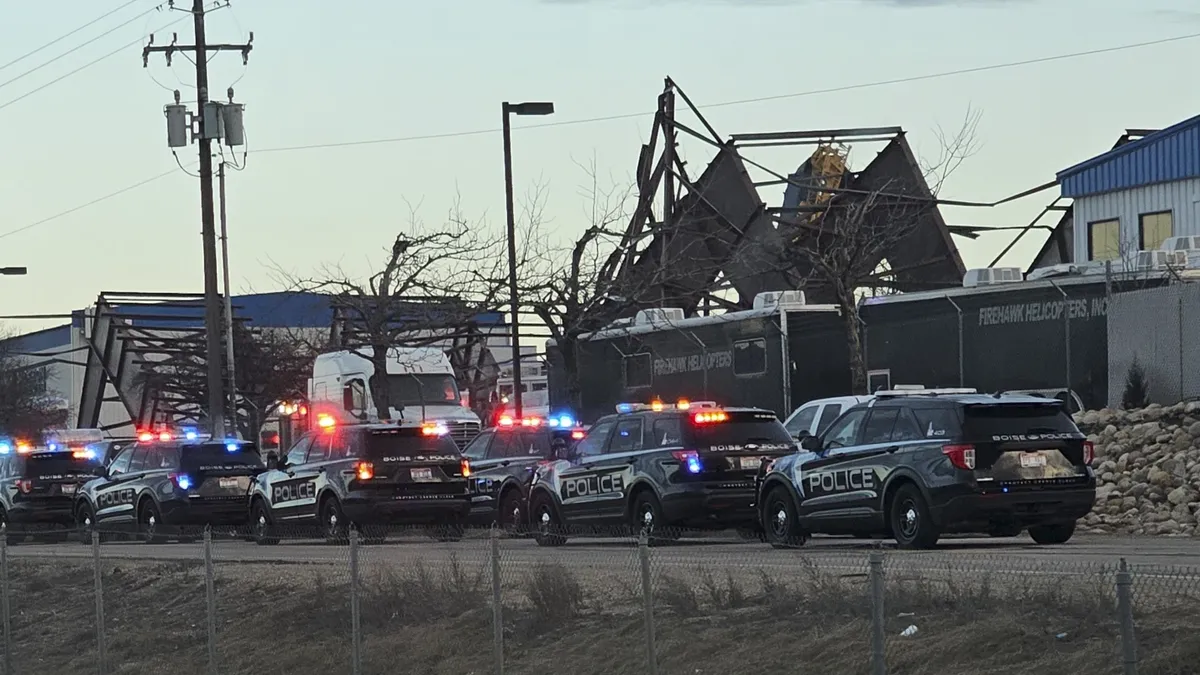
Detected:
[268,434,322,523]
[808,406,910,524]
[795,408,875,524]
[557,419,618,521]
[93,445,142,525]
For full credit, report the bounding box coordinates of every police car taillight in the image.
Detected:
[461,459,471,478]
[355,462,374,481]
[570,430,585,440]
[671,451,703,474]
[942,444,976,470]
[693,411,728,424]
[15,479,31,494]
[171,474,193,490]
[1083,441,1095,465]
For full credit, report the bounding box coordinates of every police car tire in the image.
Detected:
[252,501,280,546]
[320,496,349,545]
[531,497,567,547]
[631,493,677,545]
[75,504,100,545]
[138,500,168,544]
[889,484,939,550]
[763,486,806,549]
[1028,521,1076,545]
[498,489,525,534]
[0,510,20,545]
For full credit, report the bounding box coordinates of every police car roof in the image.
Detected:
[869,393,1063,407]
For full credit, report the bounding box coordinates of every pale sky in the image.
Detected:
[2,0,1198,333]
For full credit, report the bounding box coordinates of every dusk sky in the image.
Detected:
[2,0,1198,332]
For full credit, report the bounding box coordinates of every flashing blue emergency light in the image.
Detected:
[686,456,702,474]
[48,443,58,451]
[185,431,199,441]
[0,443,10,455]
[225,441,239,453]
[175,474,193,490]
[616,403,635,414]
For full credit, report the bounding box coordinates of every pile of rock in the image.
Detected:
[1074,402,1200,536]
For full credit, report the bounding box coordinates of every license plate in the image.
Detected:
[739,456,763,470]
[1019,452,1047,468]
[411,468,435,482]
[219,477,240,489]
[59,484,77,495]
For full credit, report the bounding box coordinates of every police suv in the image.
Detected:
[0,440,103,542]
[73,432,264,543]
[526,400,796,546]
[249,416,472,545]
[755,388,1097,550]
[463,413,587,529]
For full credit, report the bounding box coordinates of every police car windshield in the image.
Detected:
[962,404,1079,438]
[687,411,793,448]
[364,430,460,459]
[23,452,101,477]
[168,444,265,470]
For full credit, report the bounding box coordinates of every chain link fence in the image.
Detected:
[0,526,1196,674]
[1107,282,1200,407]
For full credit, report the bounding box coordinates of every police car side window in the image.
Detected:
[328,431,352,461]
[461,432,491,460]
[490,432,520,459]
[891,410,924,442]
[822,409,867,449]
[108,447,134,475]
[651,418,682,448]
[608,418,643,454]
[575,421,615,457]
[861,409,900,445]
[307,434,333,463]
[126,446,150,473]
[285,436,313,466]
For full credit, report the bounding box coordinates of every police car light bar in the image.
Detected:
[317,414,336,429]
[421,422,449,436]
[874,387,978,398]
[498,415,515,427]
[693,411,729,424]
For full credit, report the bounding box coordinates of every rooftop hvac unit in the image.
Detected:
[962,267,1023,288]
[1161,235,1200,252]
[635,308,686,327]
[1134,249,1186,271]
[752,290,807,309]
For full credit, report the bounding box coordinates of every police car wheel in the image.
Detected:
[498,490,525,535]
[138,501,168,544]
[76,504,99,545]
[890,484,939,550]
[763,487,806,549]
[531,498,566,547]
[320,497,349,545]
[631,493,677,545]
[0,511,21,546]
[252,501,279,546]
[1028,521,1076,545]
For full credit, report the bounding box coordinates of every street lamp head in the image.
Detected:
[505,101,555,116]
[0,267,27,276]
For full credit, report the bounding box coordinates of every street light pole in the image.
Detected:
[501,101,554,420]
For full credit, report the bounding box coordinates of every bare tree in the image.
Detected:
[136,323,314,440]
[278,201,508,420]
[778,110,981,393]
[0,332,66,442]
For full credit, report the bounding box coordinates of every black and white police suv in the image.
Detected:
[526,400,797,546]
[0,440,103,542]
[249,415,472,545]
[73,432,265,543]
[462,413,587,529]
[755,388,1097,550]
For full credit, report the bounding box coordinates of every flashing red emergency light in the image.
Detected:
[317,414,336,429]
[650,400,665,412]
[498,415,514,427]
[693,411,728,424]
[571,430,585,440]
[159,431,173,442]
[421,423,449,436]
[15,443,32,454]
[138,431,155,442]
[355,461,374,481]
[520,417,542,427]
[461,458,472,478]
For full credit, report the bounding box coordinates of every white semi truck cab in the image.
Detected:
[308,347,482,448]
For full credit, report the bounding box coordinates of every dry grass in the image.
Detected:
[3,556,1199,675]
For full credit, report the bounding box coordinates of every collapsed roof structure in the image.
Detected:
[596,78,969,315]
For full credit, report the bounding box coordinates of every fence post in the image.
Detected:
[868,550,886,675]
[204,527,218,675]
[638,533,658,675]
[349,528,362,675]
[1116,558,1138,675]
[1,525,11,675]
[490,526,504,675]
[92,529,106,675]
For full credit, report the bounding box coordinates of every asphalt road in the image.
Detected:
[8,533,1200,578]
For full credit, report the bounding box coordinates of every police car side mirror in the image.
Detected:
[265,451,280,470]
[92,465,107,478]
[794,429,812,441]
[800,435,822,452]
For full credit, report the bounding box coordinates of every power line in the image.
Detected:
[0,1,167,91]
[0,0,144,73]
[258,30,1200,154]
[3,29,1197,241]
[0,14,187,112]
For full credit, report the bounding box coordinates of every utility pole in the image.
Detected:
[144,0,251,438]
[218,161,237,434]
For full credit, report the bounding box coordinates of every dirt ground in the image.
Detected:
[3,556,1199,675]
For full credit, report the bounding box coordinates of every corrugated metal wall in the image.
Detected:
[1060,118,1200,197]
[1072,177,1200,261]
[1106,283,1200,407]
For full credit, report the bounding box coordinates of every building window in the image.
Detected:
[732,338,767,376]
[1087,219,1120,261]
[1139,211,1173,251]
